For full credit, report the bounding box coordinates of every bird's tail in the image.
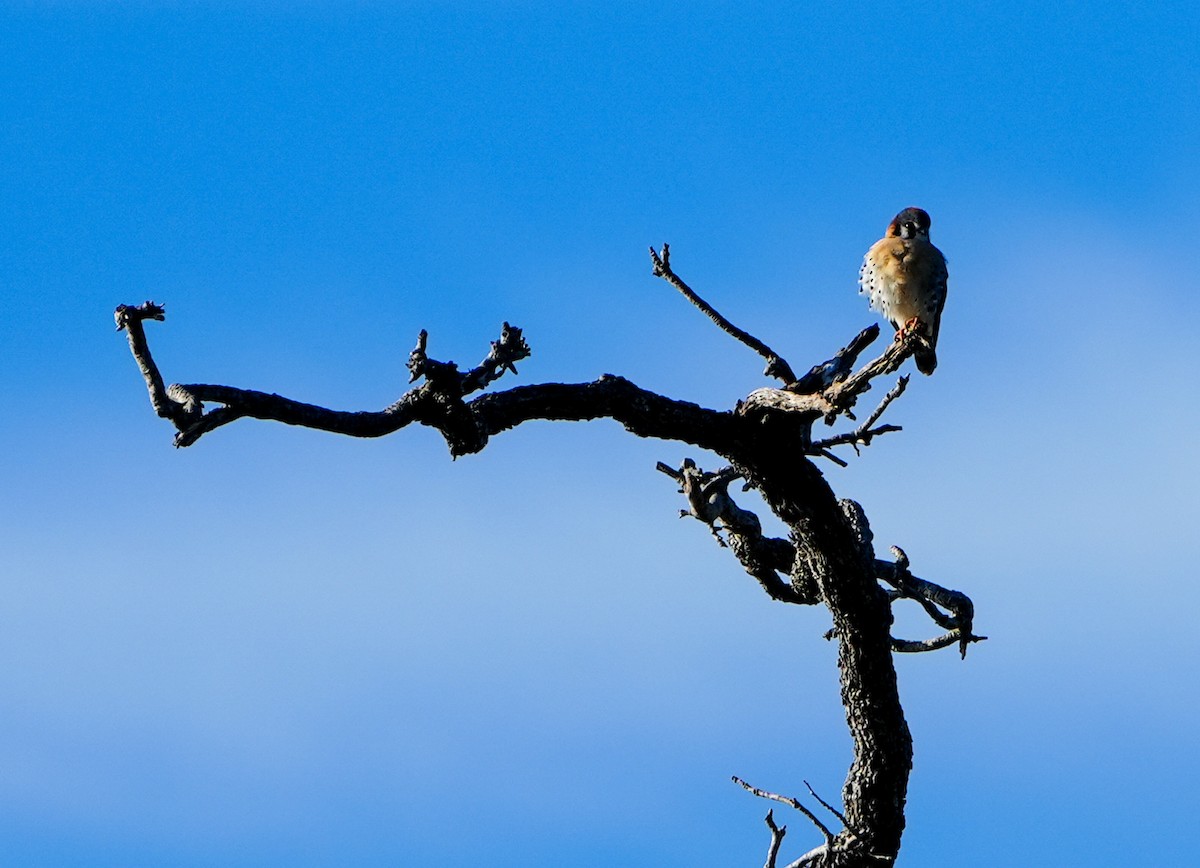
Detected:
[915,347,937,375]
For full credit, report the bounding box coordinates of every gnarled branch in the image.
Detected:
[117,306,740,456]
[739,328,922,427]
[115,302,202,430]
[657,459,817,604]
[880,546,987,659]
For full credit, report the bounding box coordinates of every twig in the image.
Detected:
[811,375,909,457]
[650,244,797,384]
[732,776,835,847]
[764,810,787,868]
[811,424,902,456]
[859,375,909,432]
[818,449,849,468]
[802,780,851,832]
[892,632,987,654]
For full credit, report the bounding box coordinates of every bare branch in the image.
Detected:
[732,776,835,848]
[406,328,453,387]
[817,449,849,468]
[739,328,920,428]
[764,810,787,868]
[168,384,425,448]
[858,375,910,433]
[789,325,880,395]
[822,330,923,414]
[810,376,908,456]
[657,459,818,605]
[460,322,531,395]
[115,302,202,430]
[469,376,740,455]
[811,424,903,457]
[407,323,532,396]
[878,546,986,659]
[121,308,718,456]
[119,302,913,473]
[803,780,852,832]
[650,244,797,384]
[891,632,987,654]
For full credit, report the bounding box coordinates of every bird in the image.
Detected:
[858,206,948,375]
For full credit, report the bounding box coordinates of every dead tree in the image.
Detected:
[115,244,982,867]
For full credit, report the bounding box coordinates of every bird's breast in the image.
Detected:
[869,239,912,282]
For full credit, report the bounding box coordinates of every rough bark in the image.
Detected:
[115,250,981,866]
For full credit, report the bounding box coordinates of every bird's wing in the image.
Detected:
[928,247,949,343]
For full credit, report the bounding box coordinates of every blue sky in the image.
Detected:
[2,3,1198,865]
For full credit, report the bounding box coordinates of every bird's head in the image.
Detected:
[887,207,932,240]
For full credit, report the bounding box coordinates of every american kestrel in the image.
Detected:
[858,207,948,375]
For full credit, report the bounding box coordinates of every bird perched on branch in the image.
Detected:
[858,207,948,375]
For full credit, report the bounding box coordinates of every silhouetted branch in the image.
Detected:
[650,243,797,384]
[803,780,853,834]
[733,775,893,868]
[810,376,908,456]
[407,322,531,395]
[733,776,835,848]
[657,459,818,604]
[115,302,202,430]
[789,325,880,395]
[739,328,922,427]
[823,330,923,414]
[879,546,987,659]
[116,304,740,455]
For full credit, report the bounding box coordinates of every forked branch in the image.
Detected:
[407,322,531,395]
[732,776,835,849]
[810,376,909,459]
[116,300,741,456]
[738,327,922,428]
[764,810,787,868]
[657,469,982,661]
[880,546,987,659]
[656,459,817,604]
